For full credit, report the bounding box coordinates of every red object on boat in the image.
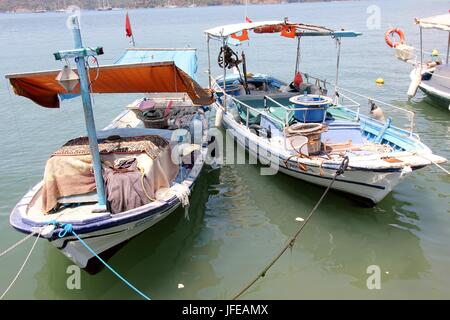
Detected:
[253,25,283,34]
[231,30,249,42]
[294,72,303,87]
[281,25,296,38]
[125,12,133,38]
[245,16,252,23]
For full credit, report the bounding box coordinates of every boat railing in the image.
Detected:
[301,72,415,136]
[211,77,286,128]
[334,86,415,136]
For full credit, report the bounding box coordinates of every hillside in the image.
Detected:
[0,0,340,12]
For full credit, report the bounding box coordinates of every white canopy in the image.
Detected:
[415,13,450,31]
[205,21,284,38]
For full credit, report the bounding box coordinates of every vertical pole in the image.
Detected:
[294,36,301,75]
[446,31,449,65]
[334,38,341,94]
[207,35,211,89]
[71,16,106,210]
[222,37,227,112]
[131,33,136,47]
[419,27,423,73]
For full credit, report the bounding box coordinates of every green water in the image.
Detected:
[0,0,449,299]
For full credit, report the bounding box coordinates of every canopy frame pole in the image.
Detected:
[446,31,449,65]
[294,35,301,76]
[222,36,227,112]
[60,16,107,211]
[334,38,341,94]
[207,35,212,89]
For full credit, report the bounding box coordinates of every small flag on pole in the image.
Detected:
[245,16,252,23]
[125,12,135,47]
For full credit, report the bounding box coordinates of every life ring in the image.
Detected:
[253,25,283,34]
[385,28,405,48]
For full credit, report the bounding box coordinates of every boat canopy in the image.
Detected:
[415,13,450,31]
[204,20,361,40]
[5,62,214,108]
[115,48,198,80]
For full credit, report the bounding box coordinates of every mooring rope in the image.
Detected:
[0,231,41,300]
[232,156,349,300]
[50,222,151,300]
[0,231,38,258]
[415,153,450,176]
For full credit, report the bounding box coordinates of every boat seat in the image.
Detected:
[322,120,364,146]
[58,192,98,205]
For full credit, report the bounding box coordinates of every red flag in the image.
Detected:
[245,16,252,23]
[125,12,133,38]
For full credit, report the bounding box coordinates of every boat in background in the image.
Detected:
[387,13,450,110]
[6,17,214,272]
[96,0,112,11]
[204,19,446,205]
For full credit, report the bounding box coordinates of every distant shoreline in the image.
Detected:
[0,0,351,14]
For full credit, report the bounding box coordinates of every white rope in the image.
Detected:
[416,153,450,175]
[0,232,41,300]
[0,231,38,258]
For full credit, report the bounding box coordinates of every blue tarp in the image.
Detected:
[114,49,198,80]
[60,49,199,101]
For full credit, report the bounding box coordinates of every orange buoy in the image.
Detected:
[385,28,405,48]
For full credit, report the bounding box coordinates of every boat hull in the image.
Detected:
[50,200,181,268]
[220,108,411,205]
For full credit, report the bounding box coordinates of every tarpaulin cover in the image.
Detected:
[115,48,198,80]
[6,61,214,108]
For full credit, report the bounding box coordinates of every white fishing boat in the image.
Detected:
[6,18,215,272]
[204,20,446,205]
[386,13,450,110]
[96,0,112,11]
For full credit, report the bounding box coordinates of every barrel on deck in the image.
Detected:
[289,94,332,123]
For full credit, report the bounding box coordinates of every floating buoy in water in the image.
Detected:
[375,78,385,85]
[295,217,304,222]
[431,49,440,57]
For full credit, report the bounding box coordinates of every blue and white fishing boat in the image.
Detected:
[6,17,214,271]
[204,20,446,205]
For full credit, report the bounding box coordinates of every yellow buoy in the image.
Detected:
[431,49,440,57]
[375,78,385,85]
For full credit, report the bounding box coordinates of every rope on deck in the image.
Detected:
[232,156,349,300]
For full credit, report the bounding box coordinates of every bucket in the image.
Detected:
[138,110,169,129]
[289,94,332,123]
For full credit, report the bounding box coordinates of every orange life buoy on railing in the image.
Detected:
[385,28,405,48]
